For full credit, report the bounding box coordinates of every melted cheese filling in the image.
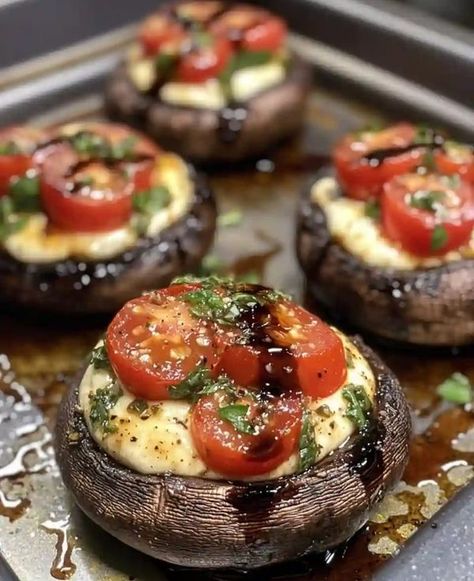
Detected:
[3,153,193,264]
[312,177,474,270]
[79,331,376,482]
[126,45,286,110]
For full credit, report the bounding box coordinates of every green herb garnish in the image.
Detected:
[409,190,444,212]
[365,200,380,220]
[8,175,41,212]
[110,136,138,160]
[132,186,171,234]
[90,344,111,370]
[168,363,235,402]
[219,50,273,98]
[431,224,448,251]
[0,197,28,240]
[89,385,122,434]
[298,409,320,472]
[0,141,22,155]
[437,372,472,405]
[414,125,436,144]
[127,399,150,416]
[342,384,373,430]
[218,404,256,435]
[218,209,243,227]
[69,131,110,158]
[155,53,177,77]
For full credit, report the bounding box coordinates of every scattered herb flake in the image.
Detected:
[132,186,171,234]
[218,209,243,227]
[90,345,111,370]
[409,190,444,212]
[0,196,28,240]
[8,175,41,212]
[342,384,373,430]
[431,224,448,251]
[127,399,150,416]
[89,385,122,434]
[437,372,472,405]
[155,52,177,77]
[298,409,320,472]
[365,200,380,220]
[110,136,138,160]
[218,404,256,435]
[168,364,236,402]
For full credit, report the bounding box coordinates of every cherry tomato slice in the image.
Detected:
[191,391,302,477]
[139,14,185,56]
[106,286,219,400]
[333,123,424,200]
[435,143,474,183]
[39,142,134,232]
[210,6,287,52]
[381,173,474,256]
[175,36,233,83]
[0,126,48,196]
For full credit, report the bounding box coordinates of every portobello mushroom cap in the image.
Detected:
[296,174,474,347]
[55,336,410,569]
[105,57,312,164]
[0,171,216,314]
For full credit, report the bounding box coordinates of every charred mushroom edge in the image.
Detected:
[296,171,474,346]
[55,336,411,570]
[0,169,216,314]
[105,56,312,164]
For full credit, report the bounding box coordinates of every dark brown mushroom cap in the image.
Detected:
[296,172,474,347]
[0,170,216,314]
[105,56,311,164]
[55,337,411,569]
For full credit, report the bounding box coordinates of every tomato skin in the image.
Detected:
[39,142,134,232]
[0,126,47,196]
[191,392,303,477]
[106,286,220,401]
[242,16,287,52]
[381,173,474,257]
[435,148,474,183]
[139,14,185,56]
[175,36,233,83]
[333,123,424,200]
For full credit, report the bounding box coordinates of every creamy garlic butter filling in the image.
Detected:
[3,153,193,264]
[79,331,376,482]
[311,177,474,270]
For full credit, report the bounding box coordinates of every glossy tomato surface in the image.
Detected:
[191,391,303,477]
[176,36,233,83]
[0,126,47,195]
[139,13,185,56]
[435,143,474,183]
[334,123,424,200]
[107,285,220,401]
[381,173,473,256]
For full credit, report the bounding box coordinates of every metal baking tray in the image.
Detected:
[0,1,473,579]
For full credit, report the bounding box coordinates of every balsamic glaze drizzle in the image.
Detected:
[361,131,446,166]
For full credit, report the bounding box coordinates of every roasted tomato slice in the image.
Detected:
[39,142,134,232]
[0,126,47,195]
[210,5,287,52]
[333,123,425,200]
[435,142,474,183]
[381,173,474,256]
[191,390,302,477]
[175,36,233,83]
[106,286,220,400]
[139,13,186,56]
[216,300,347,399]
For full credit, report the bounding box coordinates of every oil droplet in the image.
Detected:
[41,517,76,580]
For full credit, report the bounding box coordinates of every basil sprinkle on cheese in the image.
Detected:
[298,409,320,472]
[342,384,373,430]
[89,384,123,435]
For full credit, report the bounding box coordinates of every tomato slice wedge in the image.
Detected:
[381,173,474,256]
[435,143,474,183]
[39,142,134,232]
[0,126,48,196]
[139,13,186,56]
[210,6,287,52]
[333,123,424,200]
[175,36,233,83]
[106,286,220,401]
[191,391,303,477]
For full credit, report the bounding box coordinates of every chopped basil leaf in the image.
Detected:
[75,175,94,188]
[132,186,171,234]
[8,175,41,212]
[0,141,22,155]
[155,53,177,77]
[422,149,436,171]
[409,190,444,212]
[89,344,110,370]
[414,125,436,144]
[218,209,243,227]
[192,30,213,49]
[298,409,320,472]
[219,50,273,98]
[0,197,28,240]
[437,372,472,405]
[110,136,138,160]
[218,404,256,435]
[182,288,239,325]
[365,200,380,220]
[168,363,235,402]
[69,131,110,158]
[89,384,122,434]
[342,384,372,430]
[431,224,448,251]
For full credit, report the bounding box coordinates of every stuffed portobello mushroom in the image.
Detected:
[105,1,311,164]
[297,123,474,346]
[56,277,411,569]
[0,122,216,314]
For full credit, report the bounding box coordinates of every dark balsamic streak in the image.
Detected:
[362,134,445,166]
